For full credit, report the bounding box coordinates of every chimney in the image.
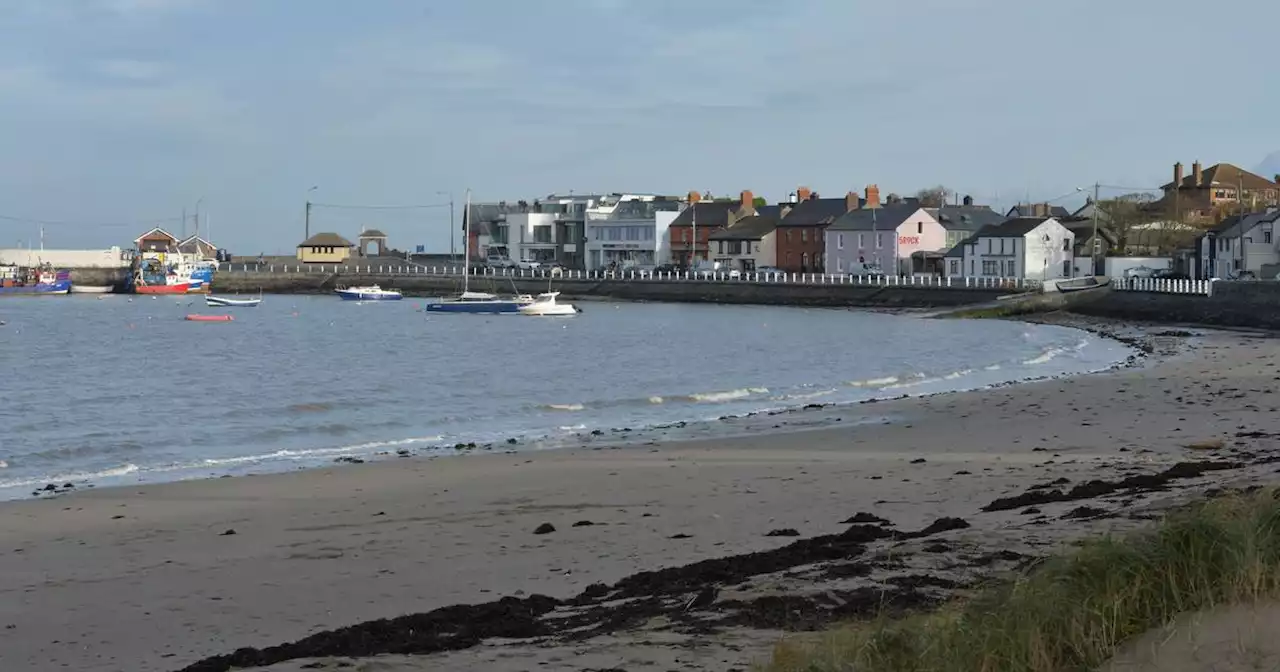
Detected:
[1193,161,1202,186]
[796,186,812,202]
[865,184,881,209]
[1033,203,1048,218]
[1173,162,1183,189]
[687,190,701,204]
[845,191,860,213]
[739,190,754,211]
[1274,174,1280,185]
[962,194,973,206]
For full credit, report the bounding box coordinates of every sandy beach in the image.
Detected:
[5,317,1280,672]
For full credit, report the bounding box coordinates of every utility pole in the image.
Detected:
[305,200,312,240]
[449,194,455,261]
[1091,181,1101,276]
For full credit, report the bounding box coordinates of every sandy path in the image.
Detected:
[3,323,1280,672]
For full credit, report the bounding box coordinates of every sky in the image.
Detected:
[1,0,1277,254]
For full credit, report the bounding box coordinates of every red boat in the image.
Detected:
[185,314,233,322]
[135,283,191,295]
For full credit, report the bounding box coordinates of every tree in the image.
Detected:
[914,185,952,207]
[1095,193,1158,254]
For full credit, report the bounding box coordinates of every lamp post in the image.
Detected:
[304,186,318,240]
[437,191,454,261]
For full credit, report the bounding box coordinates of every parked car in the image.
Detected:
[486,255,517,269]
[1153,269,1189,280]
[654,263,685,274]
[515,259,542,271]
[848,263,884,276]
[1123,266,1158,279]
[755,266,785,275]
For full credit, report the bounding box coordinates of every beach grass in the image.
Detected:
[758,488,1280,672]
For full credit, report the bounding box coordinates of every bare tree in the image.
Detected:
[914,185,951,207]
[1096,193,1158,253]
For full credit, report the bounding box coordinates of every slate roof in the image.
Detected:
[1005,204,1071,219]
[668,201,745,228]
[826,205,924,231]
[931,205,1005,231]
[298,232,353,247]
[943,238,971,258]
[708,215,779,241]
[972,217,1055,238]
[777,197,852,227]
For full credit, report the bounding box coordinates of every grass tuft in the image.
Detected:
[759,489,1280,672]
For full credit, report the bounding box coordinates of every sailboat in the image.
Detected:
[424,190,533,314]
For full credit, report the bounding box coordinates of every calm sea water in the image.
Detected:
[0,295,1133,498]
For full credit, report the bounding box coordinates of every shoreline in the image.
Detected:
[4,313,1260,672]
[4,313,1138,501]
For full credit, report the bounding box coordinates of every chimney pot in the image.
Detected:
[845,191,860,213]
[1193,161,1203,186]
[796,186,812,202]
[687,190,701,204]
[1174,162,1184,188]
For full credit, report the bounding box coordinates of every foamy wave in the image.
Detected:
[1022,348,1065,365]
[943,369,973,380]
[847,376,899,387]
[686,387,768,403]
[543,403,585,412]
[559,424,587,431]
[201,435,445,467]
[883,377,944,390]
[984,364,1002,371]
[772,389,837,401]
[648,396,664,404]
[0,463,139,490]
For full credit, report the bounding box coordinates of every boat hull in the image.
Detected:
[70,285,113,294]
[0,281,71,296]
[206,296,261,307]
[135,283,192,295]
[336,290,402,301]
[185,314,234,322]
[424,300,526,314]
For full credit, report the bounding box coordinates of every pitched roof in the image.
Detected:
[931,205,1006,231]
[708,215,779,241]
[1059,220,1116,245]
[298,232,353,247]
[1211,209,1280,238]
[777,197,852,227]
[1162,163,1280,191]
[943,238,971,258]
[972,217,1058,237]
[1005,204,1071,219]
[135,227,178,243]
[668,201,746,228]
[359,229,387,238]
[827,205,926,231]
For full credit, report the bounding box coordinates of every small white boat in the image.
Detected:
[206,295,262,307]
[71,285,113,294]
[335,285,403,301]
[518,291,579,316]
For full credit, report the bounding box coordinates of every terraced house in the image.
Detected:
[775,186,864,272]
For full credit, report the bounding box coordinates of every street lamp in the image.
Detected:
[436,191,455,261]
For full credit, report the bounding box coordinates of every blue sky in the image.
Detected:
[1,0,1277,253]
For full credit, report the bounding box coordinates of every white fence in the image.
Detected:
[1112,277,1214,295]
[223,263,1043,291]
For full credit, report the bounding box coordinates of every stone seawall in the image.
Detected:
[68,267,130,288]
[208,271,1009,308]
[1070,282,1280,330]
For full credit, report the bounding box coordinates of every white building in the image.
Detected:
[957,217,1075,281]
[1197,208,1280,279]
[584,195,682,270]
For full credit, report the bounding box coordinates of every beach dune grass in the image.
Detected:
[760,489,1280,672]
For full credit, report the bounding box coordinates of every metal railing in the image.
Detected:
[1113,277,1214,295]
[222,263,1042,290]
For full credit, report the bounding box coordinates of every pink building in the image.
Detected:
[823,195,945,275]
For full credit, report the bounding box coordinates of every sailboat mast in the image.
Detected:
[462,189,471,293]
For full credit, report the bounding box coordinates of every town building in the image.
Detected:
[136,228,180,253]
[296,232,353,263]
[177,235,218,262]
[1195,208,1280,279]
[1005,203,1072,219]
[1157,161,1280,223]
[824,201,941,275]
[775,186,862,272]
[667,191,756,266]
[931,199,1005,249]
[954,217,1075,281]
[584,195,681,270]
[708,205,787,272]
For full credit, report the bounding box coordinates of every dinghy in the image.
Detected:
[206,295,262,307]
[185,314,234,322]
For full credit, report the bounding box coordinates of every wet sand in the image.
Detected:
[4,319,1280,672]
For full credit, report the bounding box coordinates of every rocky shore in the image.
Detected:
[3,314,1278,672]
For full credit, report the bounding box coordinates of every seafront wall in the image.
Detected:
[1070,282,1280,330]
[209,270,1010,308]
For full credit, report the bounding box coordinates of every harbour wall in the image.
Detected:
[209,271,1010,308]
[1069,282,1280,330]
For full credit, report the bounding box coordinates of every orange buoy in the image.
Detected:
[185,314,234,322]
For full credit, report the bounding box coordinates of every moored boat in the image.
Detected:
[0,265,71,296]
[423,190,535,314]
[206,294,262,307]
[131,257,194,295]
[185,314,233,322]
[335,285,403,301]
[517,291,580,316]
[70,285,113,294]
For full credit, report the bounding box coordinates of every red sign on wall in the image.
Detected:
[898,236,920,246]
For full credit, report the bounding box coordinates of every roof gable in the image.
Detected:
[298,232,353,248]
[708,214,779,241]
[973,216,1059,238]
[668,201,748,228]
[135,227,178,245]
[1163,163,1280,191]
[778,197,852,227]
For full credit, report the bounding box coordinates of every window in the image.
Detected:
[917,222,923,234]
[970,259,975,275]
[1063,260,1071,277]
[987,239,993,254]
[982,260,998,276]
[876,233,883,249]
[858,233,864,248]
[1063,238,1071,251]
[837,257,844,272]
[802,229,809,242]
[1266,231,1273,244]
[728,241,743,255]
[786,230,793,243]
[717,241,724,254]
[801,252,809,270]
[950,260,960,275]
[999,238,1005,254]
[837,233,844,250]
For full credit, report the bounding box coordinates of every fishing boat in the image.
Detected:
[131,257,192,295]
[424,190,534,314]
[187,260,216,294]
[335,285,403,301]
[517,291,580,316]
[206,294,262,307]
[70,285,113,294]
[0,265,71,296]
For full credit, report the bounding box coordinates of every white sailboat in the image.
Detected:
[424,189,533,314]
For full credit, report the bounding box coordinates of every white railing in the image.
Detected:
[226,263,1044,290]
[1113,277,1213,295]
